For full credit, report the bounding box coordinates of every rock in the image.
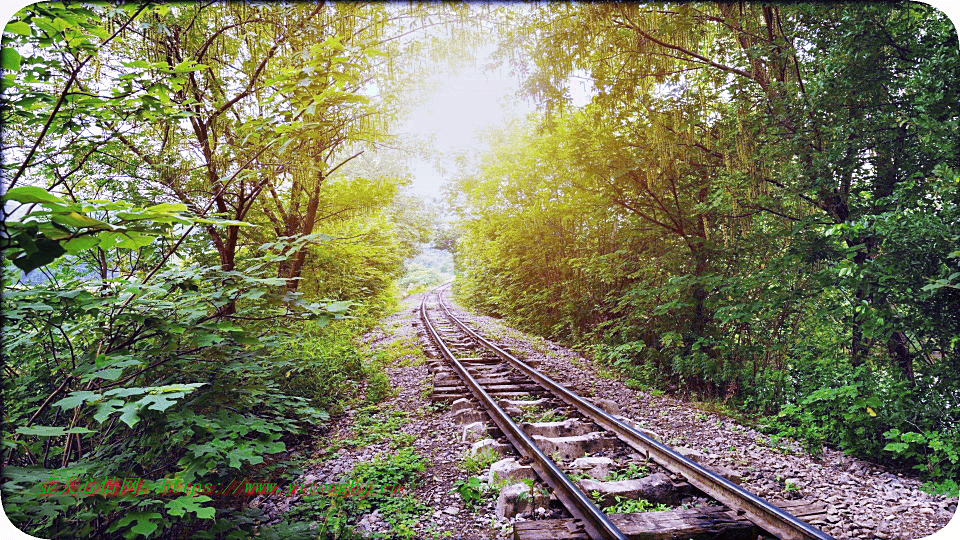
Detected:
[451,397,473,414]
[495,483,549,519]
[532,432,618,461]
[570,456,616,480]
[675,447,707,463]
[470,438,513,457]
[489,458,537,485]
[594,398,621,415]
[462,421,488,442]
[443,506,459,515]
[577,473,682,506]
[501,398,548,408]
[454,408,486,425]
[712,464,744,485]
[521,418,594,438]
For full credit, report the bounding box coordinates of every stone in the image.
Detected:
[454,408,486,425]
[470,438,513,457]
[451,397,473,414]
[501,398,548,408]
[570,456,616,480]
[434,371,459,386]
[489,458,537,485]
[594,398,621,414]
[532,432,618,461]
[675,447,707,463]
[578,473,682,506]
[443,506,459,515]
[495,483,549,519]
[462,421,488,442]
[521,419,594,438]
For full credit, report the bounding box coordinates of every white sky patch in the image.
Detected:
[396,42,532,199]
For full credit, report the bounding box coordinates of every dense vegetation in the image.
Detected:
[0,3,462,539]
[452,3,960,495]
[2,3,959,539]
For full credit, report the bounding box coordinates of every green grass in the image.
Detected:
[285,448,431,540]
[604,462,649,482]
[460,446,499,474]
[345,405,410,448]
[375,335,427,368]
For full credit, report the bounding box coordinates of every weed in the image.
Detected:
[921,479,959,498]
[376,336,427,367]
[461,446,499,474]
[625,379,645,390]
[352,448,430,493]
[597,366,616,380]
[783,479,800,492]
[605,463,649,482]
[378,495,430,538]
[346,405,409,447]
[363,369,396,404]
[450,476,486,508]
[605,496,670,513]
[649,389,665,397]
[517,404,565,424]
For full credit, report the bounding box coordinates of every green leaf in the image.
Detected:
[884,442,909,453]
[16,426,94,436]
[5,21,32,36]
[145,202,187,213]
[82,368,124,382]
[136,392,185,412]
[115,512,162,537]
[53,391,100,410]
[3,186,65,204]
[1,47,22,71]
[51,212,110,228]
[62,235,100,254]
[166,495,215,518]
[93,399,126,424]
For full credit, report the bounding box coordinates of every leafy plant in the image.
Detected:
[450,477,486,508]
[460,447,499,474]
[604,496,670,514]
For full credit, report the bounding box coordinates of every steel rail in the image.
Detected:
[435,285,834,540]
[419,290,628,540]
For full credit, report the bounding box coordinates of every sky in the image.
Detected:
[394,41,533,201]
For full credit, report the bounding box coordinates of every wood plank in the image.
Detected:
[514,508,757,540]
[768,499,827,517]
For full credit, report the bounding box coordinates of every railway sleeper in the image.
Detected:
[432,390,544,402]
[576,473,690,507]
[519,418,594,438]
[512,507,758,540]
[531,432,619,461]
[470,438,514,458]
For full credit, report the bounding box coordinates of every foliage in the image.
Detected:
[449,476,486,509]
[344,406,410,449]
[604,497,670,514]
[452,2,960,487]
[459,447,499,475]
[0,3,457,538]
[604,463,649,482]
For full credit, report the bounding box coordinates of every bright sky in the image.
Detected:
[396,43,533,200]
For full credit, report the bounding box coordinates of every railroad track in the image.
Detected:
[417,284,835,540]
